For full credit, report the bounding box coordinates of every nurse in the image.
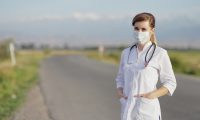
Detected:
[115,12,177,120]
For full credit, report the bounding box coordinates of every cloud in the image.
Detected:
[13,12,130,23]
[18,15,67,22]
[13,10,200,25]
[71,12,101,21]
[70,12,129,21]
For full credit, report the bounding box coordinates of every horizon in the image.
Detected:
[0,0,200,48]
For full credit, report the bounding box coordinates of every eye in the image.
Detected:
[142,28,147,31]
[134,27,139,31]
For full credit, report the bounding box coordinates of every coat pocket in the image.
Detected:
[119,97,127,105]
[137,97,157,120]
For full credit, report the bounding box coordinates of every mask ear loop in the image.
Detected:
[144,43,156,67]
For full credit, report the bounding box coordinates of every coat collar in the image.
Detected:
[136,40,152,53]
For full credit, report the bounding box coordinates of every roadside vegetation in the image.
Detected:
[0,39,85,120]
[0,38,199,120]
[0,50,45,120]
[85,49,200,77]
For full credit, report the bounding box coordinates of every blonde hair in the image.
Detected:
[132,12,157,45]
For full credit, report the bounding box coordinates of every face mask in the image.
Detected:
[134,31,150,44]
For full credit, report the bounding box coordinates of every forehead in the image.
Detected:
[134,21,150,28]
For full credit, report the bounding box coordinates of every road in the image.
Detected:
[39,55,200,120]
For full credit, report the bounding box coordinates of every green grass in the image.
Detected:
[0,49,199,120]
[0,50,85,120]
[0,51,45,120]
[168,50,200,76]
[85,50,121,65]
[85,49,200,77]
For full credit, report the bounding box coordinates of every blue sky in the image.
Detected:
[0,0,200,48]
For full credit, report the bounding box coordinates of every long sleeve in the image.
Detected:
[115,50,125,89]
[158,50,177,96]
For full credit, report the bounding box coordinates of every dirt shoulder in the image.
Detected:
[10,85,52,120]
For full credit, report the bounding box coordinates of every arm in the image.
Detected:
[134,50,177,99]
[115,50,127,99]
[133,86,169,99]
[158,50,177,97]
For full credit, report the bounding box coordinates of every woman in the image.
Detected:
[115,12,177,120]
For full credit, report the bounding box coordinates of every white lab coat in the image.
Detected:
[115,41,177,120]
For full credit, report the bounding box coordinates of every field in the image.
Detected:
[86,49,200,77]
[0,50,88,120]
[0,51,45,120]
[0,49,199,120]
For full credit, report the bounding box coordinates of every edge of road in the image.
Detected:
[10,84,52,120]
[10,61,53,120]
[10,54,200,120]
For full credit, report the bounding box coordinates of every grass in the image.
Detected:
[168,50,200,76]
[0,49,86,120]
[85,50,121,65]
[85,49,200,77]
[0,49,199,120]
[0,51,45,120]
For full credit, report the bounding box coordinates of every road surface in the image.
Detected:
[39,55,200,120]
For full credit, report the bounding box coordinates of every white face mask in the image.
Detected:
[134,31,150,44]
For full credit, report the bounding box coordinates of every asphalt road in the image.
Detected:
[39,55,200,120]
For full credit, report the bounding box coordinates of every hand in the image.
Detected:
[120,95,128,100]
[117,87,128,100]
[133,92,156,99]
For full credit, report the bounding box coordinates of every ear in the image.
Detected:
[151,28,155,32]
[150,28,155,34]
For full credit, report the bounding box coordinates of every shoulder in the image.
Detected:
[154,46,171,63]
[118,46,132,61]
[122,47,131,54]
[120,46,134,57]
[155,45,168,56]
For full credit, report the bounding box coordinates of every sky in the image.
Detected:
[0,0,200,48]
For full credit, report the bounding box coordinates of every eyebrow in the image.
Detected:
[134,27,147,29]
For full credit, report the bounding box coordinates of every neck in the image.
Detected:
[137,40,150,51]
[138,44,144,51]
